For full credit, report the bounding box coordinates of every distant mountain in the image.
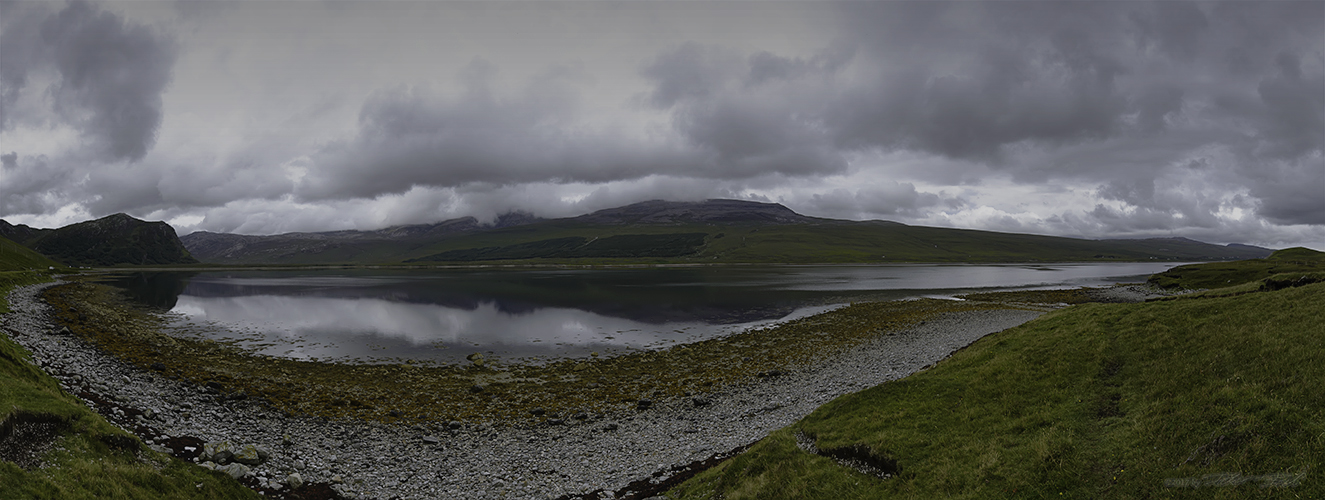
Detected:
[568,199,823,225]
[1,214,197,267]
[180,212,541,264]
[176,199,1274,265]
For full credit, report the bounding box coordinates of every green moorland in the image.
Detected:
[1,271,258,499]
[1148,247,1325,290]
[669,260,1325,499]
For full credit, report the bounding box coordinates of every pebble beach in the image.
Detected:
[4,280,1081,499]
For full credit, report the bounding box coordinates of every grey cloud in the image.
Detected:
[1249,157,1325,226]
[0,2,52,129]
[641,43,739,108]
[800,183,943,220]
[826,2,1130,161]
[0,154,71,215]
[1129,1,1209,62]
[1256,62,1324,159]
[1,1,175,162]
[42,0,176,162]
[641,43,849,178]
[1135,86,1185,133]
[299,75,698,200]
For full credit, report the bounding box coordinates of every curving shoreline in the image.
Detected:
[6,281,1057,499]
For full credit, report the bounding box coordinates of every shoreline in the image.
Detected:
[4,282,1136,499]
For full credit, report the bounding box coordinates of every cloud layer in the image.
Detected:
[1,1,1321,249]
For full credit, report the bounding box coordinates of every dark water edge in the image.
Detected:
[101,263,1183,365]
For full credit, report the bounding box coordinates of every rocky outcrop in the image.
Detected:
[1,214,197,267]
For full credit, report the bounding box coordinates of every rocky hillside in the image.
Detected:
[0,214,197,267]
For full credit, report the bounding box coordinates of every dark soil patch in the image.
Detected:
[0,411,69,470]
[553,442,754,500]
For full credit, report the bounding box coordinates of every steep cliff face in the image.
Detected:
[1,214,198,266]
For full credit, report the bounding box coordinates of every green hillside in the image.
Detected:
[1147,247,1324,290]
[1,236,64,271]
[671,271,1325,499]
[400,221,1269,265]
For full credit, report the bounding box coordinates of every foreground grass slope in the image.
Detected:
[671,277,1324,499]
[1,271,257,499]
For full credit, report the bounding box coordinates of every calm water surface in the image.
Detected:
[107,263,1183,365]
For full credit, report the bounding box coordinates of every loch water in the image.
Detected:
[105,263,1184,365]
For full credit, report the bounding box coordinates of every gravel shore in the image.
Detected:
[5,281,1046,499]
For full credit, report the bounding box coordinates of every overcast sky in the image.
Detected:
[1,1,1322,249]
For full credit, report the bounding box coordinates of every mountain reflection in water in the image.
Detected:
[104,263,1182,365]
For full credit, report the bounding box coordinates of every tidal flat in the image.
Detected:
[40,277,1036,425]
[7,275,1074,498]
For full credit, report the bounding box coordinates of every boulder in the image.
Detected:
[231,444,267,465]
[202,441,235,464]
[466,353,485,367]
[285,472,304,489]
[218,463,251,480]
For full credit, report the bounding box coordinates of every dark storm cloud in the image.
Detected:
[298,72,696,200]
[0,0,175,162]
[643,43,851,178]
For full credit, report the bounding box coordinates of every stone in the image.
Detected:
[466,353,485,367]
[331,475,344,484]
[692,397,711,407]
[231,444,262,465]
[602,423,619,431]
[469,384,486,393]
[150,362,166,371]
[202,441,235,464]
[422,435,440,445]
[530,407,545,416]
[547,419,564,426]
[285,472,304,489]
[218,463,251,480]
[636,399,653,410]
[448,421,463,430]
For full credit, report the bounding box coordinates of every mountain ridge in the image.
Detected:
[173,199,1273,265]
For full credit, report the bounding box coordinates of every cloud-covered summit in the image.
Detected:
[1,1,1321,249]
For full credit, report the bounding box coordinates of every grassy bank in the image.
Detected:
[1148,247,1323,290]
[1,272,259,499]
[669,274,1324,499]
